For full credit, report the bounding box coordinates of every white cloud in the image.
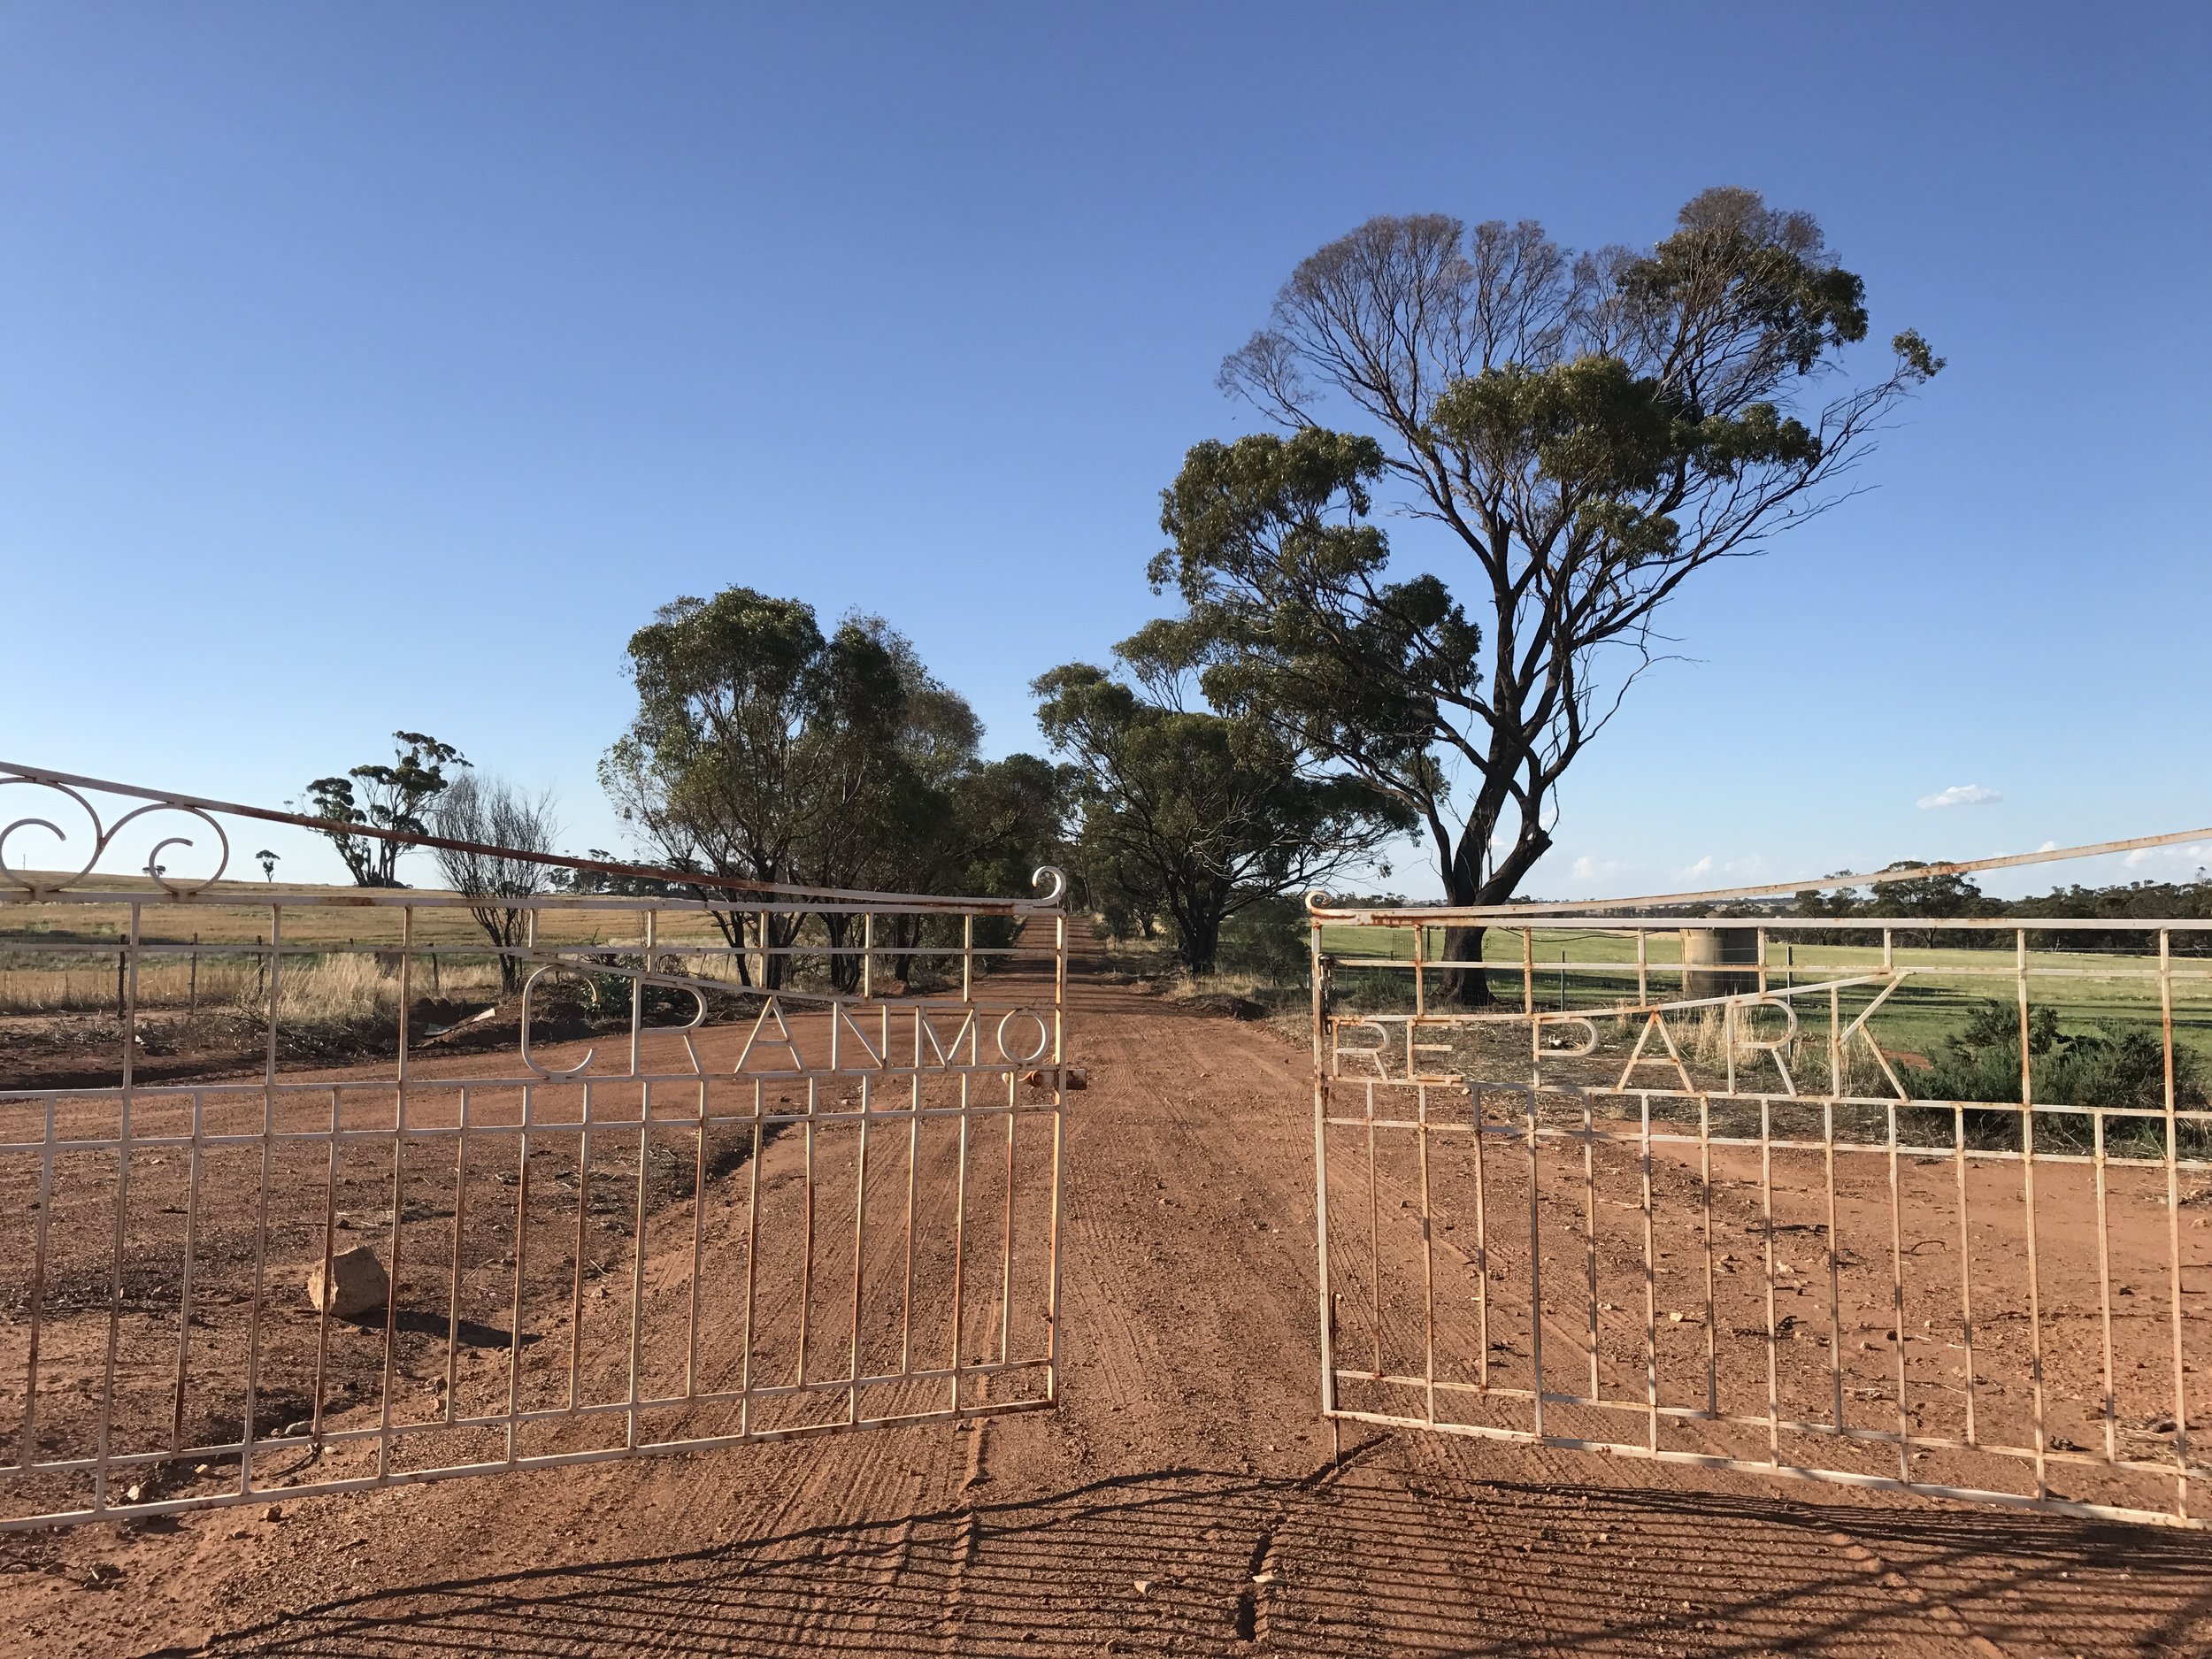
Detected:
[1917,784,2002,810]
[2123,842,2212,872]
[1570,855,1632,883]
[2037,840,2057,852]
[1679,856,1714,879]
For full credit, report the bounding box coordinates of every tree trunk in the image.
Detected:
[1441,926,1492,1007]
[1179,910,1222,977]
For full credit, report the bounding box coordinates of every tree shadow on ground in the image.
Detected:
[181,1448,2212,1657]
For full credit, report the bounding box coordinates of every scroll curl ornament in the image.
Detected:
[1030,865,1067,906]
[0,774,232,895]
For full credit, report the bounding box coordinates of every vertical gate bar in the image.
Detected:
[1526,1087,1546,1440]
[445,1087,470,1424]
[1955,1101,1978,1445]
[1823,1097,1844,1432]
[962,914,974,1005]
[1887,1099,1909,1480]
[798,1077,817,1387]
[94,902,142,1512]
[628,1071,651,1448]
[862,911,872,1002]
[310,1086,339,1440]
[687,1071,707,1400]
[1045,906,1068,1403]
[850,1073,872,1426]
[2161,928,2190,1517]
[1640,1093,1658,1453]
[1725,998,1737,1098]
[1756,927,1768,996]
[1828,981,1840,1100]
[1311,924,1338,1422]
[571,1082,589,1411]
[20,1096,54,1467]
[2018,928,2049,1500]
[740,1078,763,1437]
[1762,1095,1779,1467]
[242,905,282,1499]
[169,1090,204,1453]
[901,1030,921,1377]
[1365,1078,1382,1379]
[505,1081,532,1466]
[999,1066,1017,1371]
[378,905,413,1481]
[1700,1092,1717,1418]
[630,912,651,1077]
[2093,1106,2116,1463]
[948,1071,970,1414]
[1471,1081,1490,1394]
[1412,919,1425,1018]
[1521,929,1534,1021]
[1636,928,1648,1007]
[1582,1090,1600,1402]
[1417,1082,1436,1425]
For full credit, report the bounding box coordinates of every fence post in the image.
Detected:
[188,933,199,1018]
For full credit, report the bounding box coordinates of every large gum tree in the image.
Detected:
[1150,188,1940,996]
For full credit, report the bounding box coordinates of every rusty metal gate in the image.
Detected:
[0,764,1067,1529]
[1310,839,2212,1529]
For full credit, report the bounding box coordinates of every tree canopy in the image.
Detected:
[602,585,1066,987]
[1148,188,1939,943]
[305,732,469,887]
[1033,647,1409,975]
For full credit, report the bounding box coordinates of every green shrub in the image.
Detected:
[1914,999,2204,1151]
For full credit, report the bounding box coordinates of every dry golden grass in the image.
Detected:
[0,953,511,1019]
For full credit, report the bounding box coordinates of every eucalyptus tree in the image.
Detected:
[1153,188,1940,996]
[1033,649,1408,976]
[430,774,562,992]
[602,587,1066,992]
[601,588,908,987]
[305,732,469,887]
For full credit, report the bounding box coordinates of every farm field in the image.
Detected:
[1321,922,2212,1067]
[4,920,2211,1655]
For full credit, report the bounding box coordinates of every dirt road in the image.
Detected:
[6,927,2212,1656]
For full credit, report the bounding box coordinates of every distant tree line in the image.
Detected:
[1786,860,2212,954]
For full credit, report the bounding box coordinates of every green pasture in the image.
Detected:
[1317,922,2212,1063]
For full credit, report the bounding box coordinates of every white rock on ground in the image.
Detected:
[304,1245,389,1319]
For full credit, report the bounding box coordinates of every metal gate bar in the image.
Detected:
[0,768,1067,1529]
[1312,898,2212,1528]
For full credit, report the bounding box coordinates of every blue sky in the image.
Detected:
[4,4,2207,898]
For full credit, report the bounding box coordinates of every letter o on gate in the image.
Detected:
[995,1008,1050,1065]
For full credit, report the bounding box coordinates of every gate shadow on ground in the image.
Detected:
[180,1449,2212,1657]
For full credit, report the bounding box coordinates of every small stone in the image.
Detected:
[1133,1578,1152,1594]
[264,1504,283,1522]
[305,1245,388,1319]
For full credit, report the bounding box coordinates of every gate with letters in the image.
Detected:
[1310,838,2212,1528]
[0,764,1067,1529]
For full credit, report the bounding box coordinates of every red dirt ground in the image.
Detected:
[4,926,2212,1656]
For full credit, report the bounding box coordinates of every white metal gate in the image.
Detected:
[1311,843,2212,1529]
[0,764,1068,1529]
